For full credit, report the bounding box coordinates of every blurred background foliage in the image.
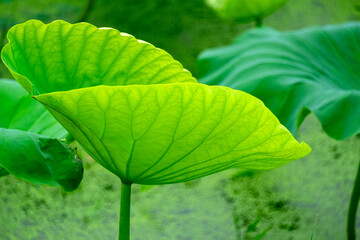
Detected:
[0,0,360,239]
[0,0,359,76]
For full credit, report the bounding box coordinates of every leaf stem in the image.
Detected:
[347,159,360,240]
[119,181,132,240]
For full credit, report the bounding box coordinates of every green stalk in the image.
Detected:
[347,159,360,240]
[119,181,132,240]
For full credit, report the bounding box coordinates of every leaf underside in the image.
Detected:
[0,79,82,191]
[36,83,310,185]
[198,22,360,140]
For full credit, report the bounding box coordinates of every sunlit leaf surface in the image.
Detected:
[0,79,82,191]
[198,22,360,140]
[1,20,196,95]
[206,0,288,22]
[36,83,310,184]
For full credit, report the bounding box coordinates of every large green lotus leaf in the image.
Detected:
[198,22,360,140]
[0,79,82,191]
[35,83,310,185]
[1,20,196,95]
[206,0,288,22]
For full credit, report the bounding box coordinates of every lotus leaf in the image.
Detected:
[0,79,82,191]
[1,20,311,239]
[206,0,288,23]
[35,83,310,184]
[1,19,196,95]
[198,22,360,140]
[1,20,311,183]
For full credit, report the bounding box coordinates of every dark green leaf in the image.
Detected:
[198,23,360,140]
[0,128,82,191]
[0,79,83,191]
[0,79,67,137]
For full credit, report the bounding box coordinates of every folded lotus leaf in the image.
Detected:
[206,0,288,22]
[0,79,82,191]
[2,20,310,185]
[198,22,360,140]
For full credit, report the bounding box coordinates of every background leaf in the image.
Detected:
[0,79,82,191]
[1,20,196,95]
[0,79,67,137]
[0,128,81,191]
[206,0,288,22]
[36,83,310,185]
[198,22,360,140]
